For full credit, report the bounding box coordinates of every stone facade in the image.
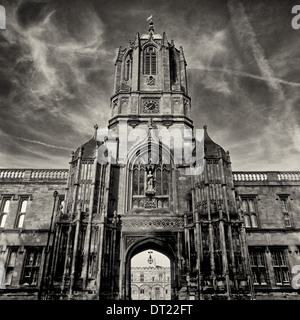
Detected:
[0,21,300,300]
[0,169,67,299]
[233,172,300,300]
[131,265,171,300]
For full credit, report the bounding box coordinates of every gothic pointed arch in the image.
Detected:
[124,237,176,300]
[126,134,174,211]
[123,50,133,81]
[143,45,158,75]
[169,47,179,84]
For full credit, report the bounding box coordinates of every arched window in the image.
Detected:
[156,169,162,195]
[3,199,10,213]
[155,166,170,196]
[241,198,258,228]
[170,50,177,83]
[132,165,145,196]
[124,52,132,81]
[244,214,251,228]
[16,199,28,228]
[20,200,28,213]
[0,214,7,228]
[17,215,25,228]
[131,163,171,209]
[144,46,157,75]
[0,199,10,228]
[250,214,258,228]
[280,197,292,227]
[162,170,169,195]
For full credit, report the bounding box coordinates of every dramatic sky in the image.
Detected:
[0,0,299,171]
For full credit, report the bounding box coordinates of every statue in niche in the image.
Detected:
[147,169,154,191]
[146,162,155,195]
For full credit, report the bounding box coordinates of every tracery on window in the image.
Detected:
[144,46,157,75]
[241,197,258,228]
[249,247,268,285]
[16,198,29,228]
[131,163,171,209]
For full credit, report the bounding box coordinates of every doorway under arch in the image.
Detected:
[124,237,177,300]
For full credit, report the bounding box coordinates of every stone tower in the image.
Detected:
[46,19,254,300]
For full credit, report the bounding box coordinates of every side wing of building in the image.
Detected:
[0,169,68,299]
[234,171,300,299]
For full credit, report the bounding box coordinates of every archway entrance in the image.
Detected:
[131,250,171,300]
[124,237,177,300]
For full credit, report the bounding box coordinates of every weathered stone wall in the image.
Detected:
[234,172,300,299]
[0,169,68,299]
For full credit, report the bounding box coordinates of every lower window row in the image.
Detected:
[249,247,291,286]
[2,247,43,286]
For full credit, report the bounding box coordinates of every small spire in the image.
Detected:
[94,123,98,139]
[203,124,207,131]
[162,32,168,46]
[147,15,154,34]
[133,32,140,46]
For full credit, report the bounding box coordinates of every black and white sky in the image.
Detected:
[0,0,299,170]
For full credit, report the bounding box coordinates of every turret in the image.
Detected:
[110,18,191,123]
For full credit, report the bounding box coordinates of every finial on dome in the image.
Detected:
[94,124,98,138]
[203,124,207,131]
[147,15,154,34]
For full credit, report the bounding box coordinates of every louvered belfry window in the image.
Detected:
[144,46,157,75]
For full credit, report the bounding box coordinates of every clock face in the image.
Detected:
[146,103,156,111]
[143,100,159,113]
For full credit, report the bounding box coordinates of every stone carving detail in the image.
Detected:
[121,97,129,113]
[145,198,157,208]
[113,99,118,109]
[162,115,173,128]
[128,115,140,128]
[125,235,176,250]
[125,236,146,248]
[195,181,205,188]
[131,99,138,113]
[92,213,102,221]
[122,218,184,229]
[173,97,180,104]
[184,99,190,116]
[147,76,155,86]
[172,97,181,113]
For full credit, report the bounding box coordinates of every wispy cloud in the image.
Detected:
[227,0,284,101]
[0,0,299,171]
[196,67,300,88]
[15,136,73,151]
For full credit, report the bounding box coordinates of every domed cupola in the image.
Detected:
[72,125,102,161]
[203,125,229,161]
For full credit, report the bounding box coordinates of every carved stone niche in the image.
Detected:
[162,115,174,128]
